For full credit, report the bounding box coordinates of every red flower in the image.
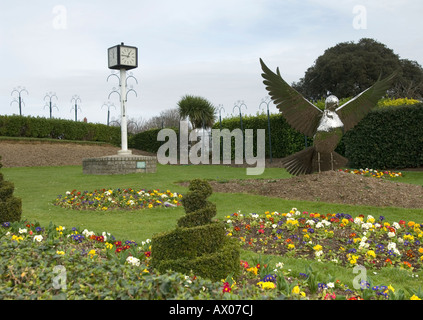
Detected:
[144,251,151,257]
[222,282,232,293]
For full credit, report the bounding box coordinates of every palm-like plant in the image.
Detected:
[177,95,216,129]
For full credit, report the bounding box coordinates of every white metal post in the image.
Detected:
[118,68,131,155]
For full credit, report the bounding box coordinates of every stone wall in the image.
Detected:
[82,155,157,175]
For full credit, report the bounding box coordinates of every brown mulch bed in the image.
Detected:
[0,140,155,168]
[181,170,423,209]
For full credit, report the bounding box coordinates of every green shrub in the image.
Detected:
[0,115,121,145]
[213,113,311,159]
[343,103,423,169]
[129,127,179,153]
[151,179,240,281]
[0,157,22,223]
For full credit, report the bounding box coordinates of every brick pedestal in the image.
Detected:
[82,155,157,175]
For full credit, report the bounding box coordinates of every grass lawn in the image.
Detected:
[3,163,423,295]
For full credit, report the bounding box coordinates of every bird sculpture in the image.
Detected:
[260,58,396,176]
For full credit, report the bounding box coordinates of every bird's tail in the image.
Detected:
[281,147,348,176]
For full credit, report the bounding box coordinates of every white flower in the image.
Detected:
[306,220,315,225]
[33,235,43,242]
[316,222,323,229]
[392,222,401,229]
[226,220,232,224]
[354,217,363,225]
[161,194,168,199]
[102,232,111,242]
[272,224,277,229]
[66,191,71,195]
[315,250,323,257]
[275,262,284,269]
[327,282,335,288]
[126,256,140,266]
[19,228,27,234]
[388,232,396,238]
[362,222,373,230]
[82,229,95,237]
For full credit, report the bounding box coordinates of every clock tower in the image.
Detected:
[107,42,138,156]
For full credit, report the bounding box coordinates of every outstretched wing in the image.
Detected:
[336,72,397,132]
[260,58,323,137]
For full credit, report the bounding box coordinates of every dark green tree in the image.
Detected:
[177,95,216,129]
[0,157,22,223]
[292,38,423,100]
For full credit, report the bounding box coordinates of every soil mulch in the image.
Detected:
[182,170,423,209]
[0,140,155,168]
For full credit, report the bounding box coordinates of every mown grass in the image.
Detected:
[4,163,423,242]
[3,163,423,295]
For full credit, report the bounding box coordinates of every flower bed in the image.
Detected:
[338,168,403,178]
[53,188,183,211]
[225,208,423,272]
[1,207,423,300]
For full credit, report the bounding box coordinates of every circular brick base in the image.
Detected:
[82,154,157,175]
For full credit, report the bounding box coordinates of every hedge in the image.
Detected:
[129,127,175,153]
[343,103,423,169]
[0,115,121,145]
[125,103,423,170]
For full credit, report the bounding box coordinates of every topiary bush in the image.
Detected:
[151,179,240,281]
[0,157,22,223]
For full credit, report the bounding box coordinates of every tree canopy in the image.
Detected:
[292,38,423,101]
[177,95,216,129]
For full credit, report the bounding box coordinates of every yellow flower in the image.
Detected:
[105,242,113,250]
[366,250,376,258]
[247,267,258,275]
[313,244,323,251]
[56,250,65,255]
[388,285,395,293]
[148,204,153,208]
[257,281,275,290]
[88,249,96,257]
[410,295,421,300]
[288,244,295,250]
[292,285,300,295]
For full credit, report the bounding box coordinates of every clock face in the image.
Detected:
[108,47,118,68]
[119,46,137,67]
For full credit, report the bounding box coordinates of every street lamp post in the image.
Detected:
[70,95,82,121]
[44,92,58,119]
[218,104,225,131]
[102,101,116,126]
[11,87,29,116]
[259,97,273,163]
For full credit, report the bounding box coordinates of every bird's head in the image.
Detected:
[325,95,339,111]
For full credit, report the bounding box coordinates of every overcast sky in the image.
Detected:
[1,0,422,125]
